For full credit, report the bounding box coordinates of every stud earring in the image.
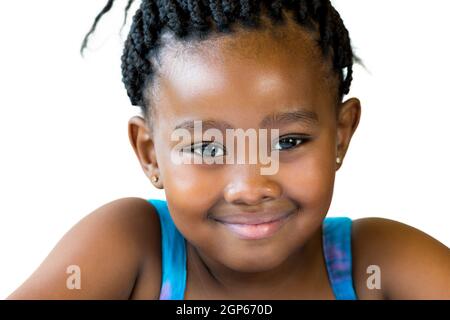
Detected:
[151,175,159,183]
[336,157,342,164]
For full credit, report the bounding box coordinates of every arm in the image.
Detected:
[352,217,450,300]
[6,197,161,299]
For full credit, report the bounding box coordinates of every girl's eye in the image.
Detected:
[188,141,225,158]
[273,135,309,151]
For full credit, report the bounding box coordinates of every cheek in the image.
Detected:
[157,149,225,236]
[163,163,225,205]
[280,138,336,213]
[155,131,223,207]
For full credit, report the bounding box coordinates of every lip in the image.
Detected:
[213,209,294,225]
[214,210,296,240]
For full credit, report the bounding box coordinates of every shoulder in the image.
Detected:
[350,217,450,299]
[7,197,161,299]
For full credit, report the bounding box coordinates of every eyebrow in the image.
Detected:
[260,108,319,128]
[174,119,234,131]
[173,107,319,131]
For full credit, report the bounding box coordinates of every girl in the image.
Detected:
[7,0,449,300]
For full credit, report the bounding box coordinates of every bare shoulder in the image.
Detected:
[7,197,161,300]
[351,217,450,300]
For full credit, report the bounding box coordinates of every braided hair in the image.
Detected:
[81,0,361,122]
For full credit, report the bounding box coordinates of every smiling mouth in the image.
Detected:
[214,211,295,240]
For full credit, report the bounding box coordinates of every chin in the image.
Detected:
[220,245,289,273]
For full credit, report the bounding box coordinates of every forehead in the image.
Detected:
[148,16,336,129]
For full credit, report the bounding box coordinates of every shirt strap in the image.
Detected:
[148,199,187,300]
[322,217,358,300]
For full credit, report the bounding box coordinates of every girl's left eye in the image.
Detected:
[273,135,309,151]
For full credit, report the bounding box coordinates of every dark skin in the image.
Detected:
[135,20,353,299]
[128,17,449,299]
[7,16,449,300]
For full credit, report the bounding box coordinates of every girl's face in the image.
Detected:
[129,19,361,274]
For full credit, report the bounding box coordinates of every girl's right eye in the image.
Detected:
[185,141,226,158]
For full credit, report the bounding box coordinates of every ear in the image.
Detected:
[128,116,163,189]
[335,97,361,170]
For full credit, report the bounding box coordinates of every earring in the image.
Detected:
[151,175,159,183]
[336,157,342,164]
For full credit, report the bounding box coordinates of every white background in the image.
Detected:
[0,0,449,298]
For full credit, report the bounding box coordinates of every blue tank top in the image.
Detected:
[148,198,358,300]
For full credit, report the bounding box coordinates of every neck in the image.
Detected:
[187,226,325,298]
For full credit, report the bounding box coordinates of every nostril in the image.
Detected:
[235,194,273,206]
[223,178,282,205]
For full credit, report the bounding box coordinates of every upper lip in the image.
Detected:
[212,207,296,225]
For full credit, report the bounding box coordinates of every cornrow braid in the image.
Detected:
[80,0,361,120]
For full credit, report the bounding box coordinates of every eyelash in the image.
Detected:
[274,134,311,151]
[186,141,226,158]
[184,134,310,158]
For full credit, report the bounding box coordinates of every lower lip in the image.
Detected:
[217,214,293,240]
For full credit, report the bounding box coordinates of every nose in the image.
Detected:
[223,164,282,206]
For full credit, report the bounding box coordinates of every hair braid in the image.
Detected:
[81,0,361,118]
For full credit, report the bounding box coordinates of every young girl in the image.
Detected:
[8,0,449,300]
